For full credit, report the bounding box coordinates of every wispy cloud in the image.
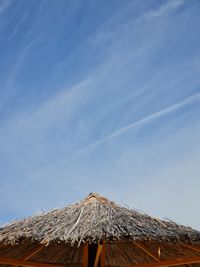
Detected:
[0,0,200,230]
[0,0,13,14]
[145,0,185,19]
[7,11,28,39]
[0,36,41,112]
[78,92,200,152]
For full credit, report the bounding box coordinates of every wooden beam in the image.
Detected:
[94,244,103,267]
[100,242,106,267]
[134,243,160,262]
[0,256,68,267]
[21,244,46,260]
[82,243,89,267]
[126,255,200,267]
[181,243,200,254]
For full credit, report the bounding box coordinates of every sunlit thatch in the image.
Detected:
[0,193,200,267]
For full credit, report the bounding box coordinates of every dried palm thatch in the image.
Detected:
[0,193,200,267]
[1,193,199,246]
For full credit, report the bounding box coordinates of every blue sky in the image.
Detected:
[0,0,200,229]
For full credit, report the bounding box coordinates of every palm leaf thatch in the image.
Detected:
[0,193,200,267]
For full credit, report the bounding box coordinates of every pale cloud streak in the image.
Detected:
[0,37,41,111]
[0,0,13,14]
[78,92,200,153]
[0,0,200,230]
[146,0,185,20]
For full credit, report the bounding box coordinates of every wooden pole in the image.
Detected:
[83,243,89,267]
[134,242,160,262]
[181,243,200,253]
[82,242,105,267]
[94,244,103,267]
[21,244,45,260]
[100,242,106,267]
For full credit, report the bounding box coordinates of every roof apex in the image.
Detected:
[79,192,115,207]
[84,192,110,203]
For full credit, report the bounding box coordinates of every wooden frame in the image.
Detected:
[134,243,160,262]
[0,256,68,267]
[22,244,46,260]
[181,243,200,253]
[1,254,200,267]
[82,243,89,267]
[2,242,200,267]
[126,256,200,267]
[82,242,106,267]
[94,244,103,267]
[100,242,106,267]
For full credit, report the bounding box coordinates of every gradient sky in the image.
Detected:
[0,0,200,230]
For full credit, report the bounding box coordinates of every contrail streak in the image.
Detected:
[78,91,200,153]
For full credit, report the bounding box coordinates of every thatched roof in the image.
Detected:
[0,193,200,246]
[0,193,200,267]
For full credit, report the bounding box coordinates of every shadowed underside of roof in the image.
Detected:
[0,239,200,267]
[0,193,200,267]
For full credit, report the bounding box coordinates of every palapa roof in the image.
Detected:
[0,192,200,267]
[0,192,200,246]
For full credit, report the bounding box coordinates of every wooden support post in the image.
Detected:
[100,242,106,267]
[82,242,105,267]
[94,244,103,267]
[83,243,89,267]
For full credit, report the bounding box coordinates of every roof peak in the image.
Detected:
[87,192,104,198]
[83,192,111,204]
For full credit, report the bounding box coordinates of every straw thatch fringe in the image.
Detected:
[0,193,200,246]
